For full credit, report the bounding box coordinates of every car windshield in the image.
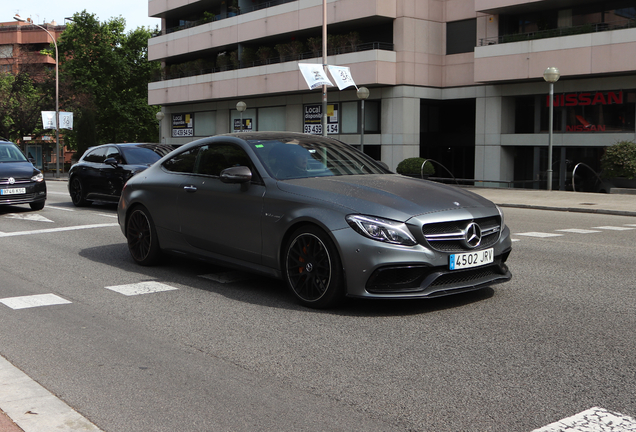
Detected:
[121,146,165,165]
[248,137,389,180]
[0,144,28,163]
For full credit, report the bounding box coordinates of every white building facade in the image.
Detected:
[148,0,636,189]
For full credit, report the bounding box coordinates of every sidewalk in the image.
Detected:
[466,186,636,217]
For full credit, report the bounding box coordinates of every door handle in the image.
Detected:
[183,185,197,193]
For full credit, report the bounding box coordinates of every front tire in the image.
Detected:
[29,201,45,211]
[70,177,90,207]
[284,226,344,308]
[126,206,161,266]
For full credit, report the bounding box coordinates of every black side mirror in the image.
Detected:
[220,166,252,184]
[104,157,119,167]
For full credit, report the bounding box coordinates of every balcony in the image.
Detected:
[479,19,636,46]
[474,26,636,83]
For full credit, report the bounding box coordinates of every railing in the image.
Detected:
[162,0,298,35]
[479,19,635,46]
[156,42,394,81]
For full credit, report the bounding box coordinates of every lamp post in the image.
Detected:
[543,66,560,191]
[14,15,60,178]
[236,101,247,132]
[155,111,165,143]
[356,87,369,154]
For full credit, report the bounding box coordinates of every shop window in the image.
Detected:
[195,111,216,136]
[258,107,285,131]
[340,101,380,134]
[446,19,476,55]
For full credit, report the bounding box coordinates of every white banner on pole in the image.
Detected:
[298,63,333,90]
[327,65,357,90]
[41,111,74,130]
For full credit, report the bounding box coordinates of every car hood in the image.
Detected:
[0,161,39,179]
[276,174,496,221]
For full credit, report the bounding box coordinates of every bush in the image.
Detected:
[396,157,435,177]
[601,141,636,179]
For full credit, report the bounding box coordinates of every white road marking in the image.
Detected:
[45,205,75,211]
[515,232,563,238]
[98,213,118,219]
[0,223,118,238]
[594,226,635,231]
[3,213,53,222]
[105,281,178,296]
[532,406,636,432]
[199,272,251,283]
[0,294,71,310]
[556,229,601,234]
[46,191,69,195]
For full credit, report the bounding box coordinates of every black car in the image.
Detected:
[68,143,174,206]
[0,140,47,211]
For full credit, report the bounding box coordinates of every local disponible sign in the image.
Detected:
[172,113,194,137]
[304,104,339,135]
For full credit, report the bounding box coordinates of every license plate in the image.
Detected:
[1,188,26,196]
[449,248,494,270]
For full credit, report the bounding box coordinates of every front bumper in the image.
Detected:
[333,225,512,300]
[0,182,47,206]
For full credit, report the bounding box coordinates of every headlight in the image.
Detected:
[346,215,417,246]
[496,205,506,230]
[31,173,44,182]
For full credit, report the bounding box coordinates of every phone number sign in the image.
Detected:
[172,113,194,137]
[304,103,338,135]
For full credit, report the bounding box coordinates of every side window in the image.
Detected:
[194,143,254,177]
[162,147,200,173]
[104,146,122,164]
[84,147,107,163]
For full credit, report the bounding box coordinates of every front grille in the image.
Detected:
[0,177,32,185]
[422,216,501,252]
[0,192,36,202]
[365,251,511,295]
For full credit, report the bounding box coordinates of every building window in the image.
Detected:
[446,19,476,55]
[258,106,285,131]
[513,90,636,133]
[195,111,216,136]
[0,64,12,73]
[340,100,381,134]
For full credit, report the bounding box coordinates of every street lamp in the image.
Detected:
[14,15,60,178]
[356,86,369,153]
[543,66,560,191]
[236,101,246,132]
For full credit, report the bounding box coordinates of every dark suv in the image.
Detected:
[0,140,47,211]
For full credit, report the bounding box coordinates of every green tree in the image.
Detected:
[54,10,161,146]
[0,71,51,142]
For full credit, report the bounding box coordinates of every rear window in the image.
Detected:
[121,147,164,165]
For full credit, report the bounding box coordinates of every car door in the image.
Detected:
[80,146,108,197]
[177,142,265,264]
[99,146,128,200]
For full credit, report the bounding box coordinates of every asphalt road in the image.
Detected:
[1,181,635,432]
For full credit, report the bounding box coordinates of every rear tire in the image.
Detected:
[284,225,344,308]
[126,206,161,266]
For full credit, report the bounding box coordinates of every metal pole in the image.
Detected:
[360,98,365,153]
[547,81,554,191]
[321,0,328,136]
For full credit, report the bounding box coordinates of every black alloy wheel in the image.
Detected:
[126,206,161,266]
[284,226,344,308]
[69,177,90,207]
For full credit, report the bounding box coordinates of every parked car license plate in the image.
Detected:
[1,188,26,196]
[449,248,494,270]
